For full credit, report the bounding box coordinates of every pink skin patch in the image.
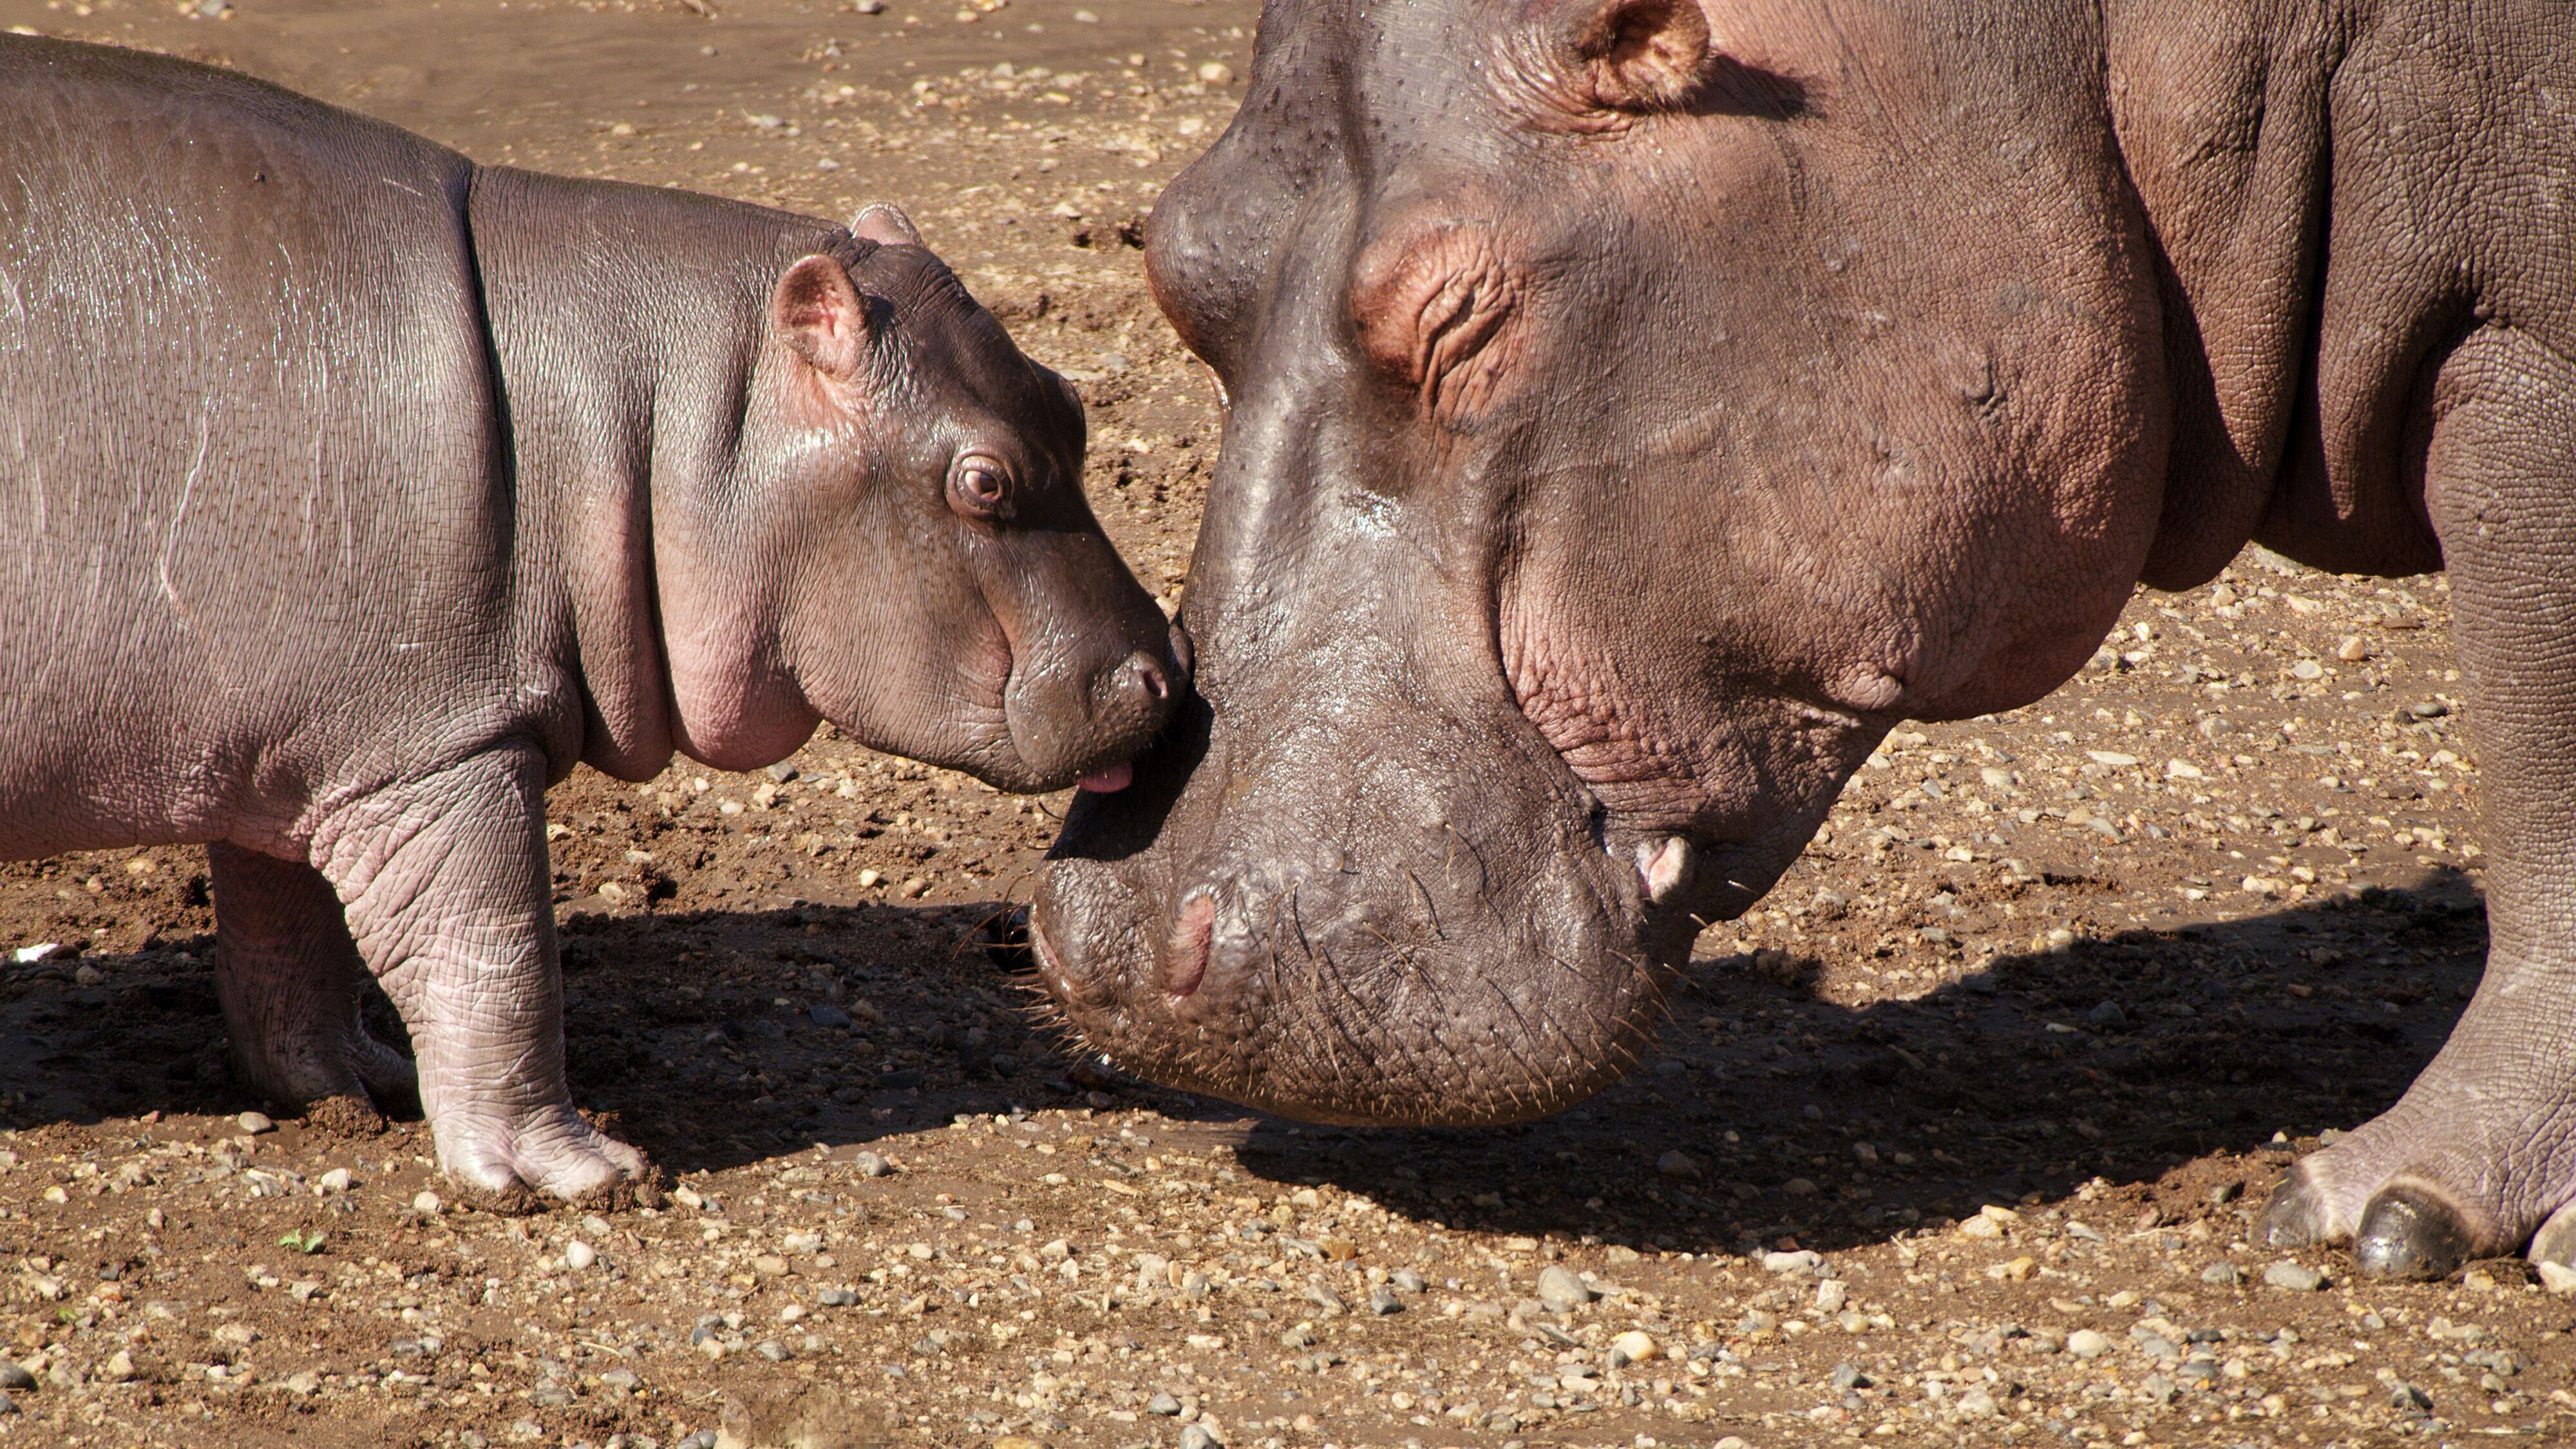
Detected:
[1164,893,1215,998]
[1078,761,1134,793]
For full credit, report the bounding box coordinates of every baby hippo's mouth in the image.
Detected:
[1077,761,1134,793]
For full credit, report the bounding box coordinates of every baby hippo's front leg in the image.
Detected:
[314,745,650,1205]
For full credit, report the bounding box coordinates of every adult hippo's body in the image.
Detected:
[1034,0,2576,1279]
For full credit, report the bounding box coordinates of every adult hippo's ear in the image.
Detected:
[1515,0,1806,122]
[1569,0,1713,111]
[770,254,878,379]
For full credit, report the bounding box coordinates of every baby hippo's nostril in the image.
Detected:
[1162,893,1215,998]
[1120,650,1171,704]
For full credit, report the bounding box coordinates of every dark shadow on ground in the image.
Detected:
[1232,868,2488,1256]
[0,871,2487,1251]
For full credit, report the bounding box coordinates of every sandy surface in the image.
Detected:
[0,3,2556,1447]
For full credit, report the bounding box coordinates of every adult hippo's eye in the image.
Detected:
[948,452,1014,520]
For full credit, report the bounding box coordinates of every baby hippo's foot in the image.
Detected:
[431,1096,658,1213]
[231,1022,419,1135]
[2260,1048,2576,1279]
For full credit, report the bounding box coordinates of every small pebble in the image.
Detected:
[2262,1260,2324,1291]
[1366,1285,1403,1315]
[237,1111,275,1135]
[810,1003,851,1028]
[1179,1425,1222,1449]
[1535,1264,1595,1311]
[2066,1329,2112,1359]
[2539,1261,2576,1295]
[1814,1278,1848,1313]
[565,1240,596,1271]
[1303,1282,1347,1315]
[1146,1390,1182,1416]
[1605,1329,1655,1367]
[2389,1380,2434,1412]
[1654,1148,1701,1178]
[2199,1261,2241,1285]
[1391,1269,1426,1293]
[317,1167,354,1194]
[412,1190,442,1215]
[0,1363,30,1390]
[1830,1361,1870,1390]
[1761,1249,1823,1274]
[852,1151,892,1178]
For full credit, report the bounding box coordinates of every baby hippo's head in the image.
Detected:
[675,205,1181,792]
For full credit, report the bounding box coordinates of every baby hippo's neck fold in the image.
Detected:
[466,166,844,782]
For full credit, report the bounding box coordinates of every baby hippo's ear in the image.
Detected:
[849,202,924,247]
[771,254,875,378]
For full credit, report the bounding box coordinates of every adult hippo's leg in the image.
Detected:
[2263,327,2576,1278]
[314,745,648,1206]
[209,844,418,1130]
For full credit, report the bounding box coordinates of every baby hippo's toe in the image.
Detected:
[439,1102,654,1210]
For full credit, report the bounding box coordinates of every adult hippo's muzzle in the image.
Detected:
[1028,382,1705,1124]
[1035,687,1675,1127]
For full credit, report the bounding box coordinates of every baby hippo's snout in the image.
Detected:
[1002,616,1187,790]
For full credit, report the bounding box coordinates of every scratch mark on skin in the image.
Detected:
[157,411,211,630]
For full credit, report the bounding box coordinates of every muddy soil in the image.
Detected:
[0,3,2558,1448]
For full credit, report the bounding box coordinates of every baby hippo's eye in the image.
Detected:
[947,451,1014,520]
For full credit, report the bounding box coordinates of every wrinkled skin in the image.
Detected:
[0,37,1179,1202]
[1037,0,2576,1279]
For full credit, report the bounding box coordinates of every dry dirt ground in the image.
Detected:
[0,3,2555,1448]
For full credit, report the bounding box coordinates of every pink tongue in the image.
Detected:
[1077,761,1134,793]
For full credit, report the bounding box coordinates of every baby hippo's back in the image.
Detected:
[0,36,518,857]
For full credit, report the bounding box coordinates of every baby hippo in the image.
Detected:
[0,37,1182,1202]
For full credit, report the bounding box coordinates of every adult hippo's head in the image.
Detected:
[1034,0,2183,1124]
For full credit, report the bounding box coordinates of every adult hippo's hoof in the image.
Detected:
[2351,1184,2481,1281]
[2264,1166,2480,1280]
[2256,1164,2333,1250]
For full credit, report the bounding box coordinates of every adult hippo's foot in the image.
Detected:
[209,844,420,1133]
[314,746,659,1209]
[2259,1035,2576,1279]
[2268,330,2576,1282]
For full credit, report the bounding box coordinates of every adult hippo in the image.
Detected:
[1033,0,2576,1279]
